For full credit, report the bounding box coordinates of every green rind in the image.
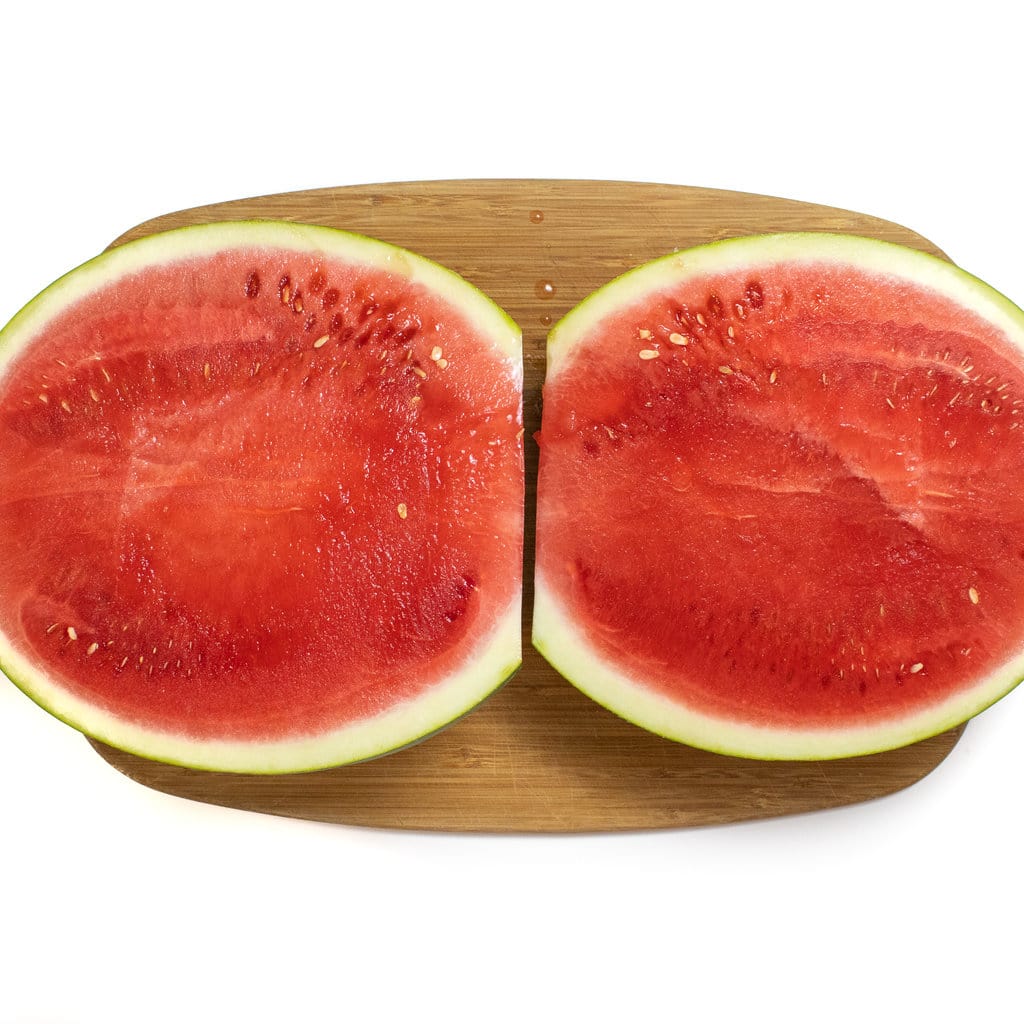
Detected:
[0,220,523,773]
[534,231,1024,760]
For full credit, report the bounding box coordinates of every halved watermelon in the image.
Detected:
[0,221,523,773]
[534,233,1024,759]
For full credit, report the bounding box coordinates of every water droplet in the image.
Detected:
[529,209,544,223]
[540,314,553,327]
[535,280,556,300]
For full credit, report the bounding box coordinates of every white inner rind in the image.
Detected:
[5,595,522,774]
[0,220,523,773]
[534,232,1024,759]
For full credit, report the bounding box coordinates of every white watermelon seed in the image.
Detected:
[397,503,408,520]
[313,335,330,349]
[638,350,659,360]
[66,627,77,641]
[968,587,980,604]
[87,642,98,655]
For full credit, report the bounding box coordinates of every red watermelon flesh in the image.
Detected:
[0,222,523,772]
[533,233,1024,759]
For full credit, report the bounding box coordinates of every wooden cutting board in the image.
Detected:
[89,179,966,832]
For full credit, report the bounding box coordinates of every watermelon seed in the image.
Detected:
[638,350,659,360]
[45,623,58,634]
[696,314,706,326]
[821,373,828,386]
[294,294,304,313]
[927,384,938,398]
[968,587,980,604]
[313,335,330,349]
[885,398,896,409]
[430,346,443,361]
[639,329,653,340]
[412,367,428,379]
[60,400,72,413]
[668,333,688,346]
[87,642,98,656]
[910,662,924,674]
[727,326,735,339]
[38,394,48,404]
[101,367,111,382]
[119,657,128,669]
[437,358,449,370]
[397,503,408,520]
[203,363,211,380]
[66,627,77,641]
[89,388,100,403]
[718,365,733,375]
[879,605,885,616]
[280,277,292,305]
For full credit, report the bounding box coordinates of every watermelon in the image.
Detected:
[533,233,1024,760]
[0,221,523,773]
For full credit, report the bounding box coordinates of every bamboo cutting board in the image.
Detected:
[89,180,966,832]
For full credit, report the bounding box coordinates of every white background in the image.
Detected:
[2,3,1022,1022]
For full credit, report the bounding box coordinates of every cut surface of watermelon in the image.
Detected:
[0,221,523,772]
[534,233,1024,759]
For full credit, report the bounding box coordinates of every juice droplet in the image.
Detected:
[535,280,556,300]
[529,209,544,223]
[540,314,553,327]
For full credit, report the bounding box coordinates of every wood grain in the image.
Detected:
[90,180,965,832]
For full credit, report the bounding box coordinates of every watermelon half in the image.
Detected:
[0,221,523,773]
[534,233,1024,760]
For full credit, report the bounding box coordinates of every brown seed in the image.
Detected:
[313,335,330,349]
[638,349,659,360]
